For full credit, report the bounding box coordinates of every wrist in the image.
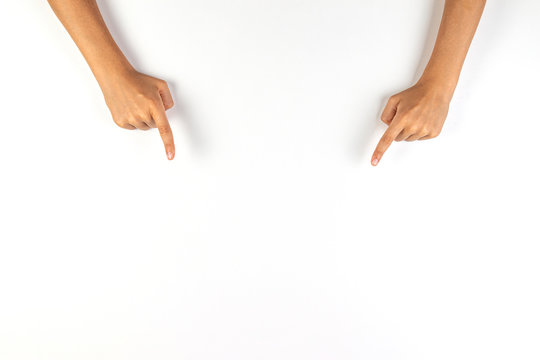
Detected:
[92,57,136,88]
[415,75,456,103]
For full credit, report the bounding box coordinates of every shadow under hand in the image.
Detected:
[349,96,390,162]
[97,1,206,156]
[167,80,206,155]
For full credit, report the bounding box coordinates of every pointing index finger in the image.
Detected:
[371,120,402,166]
[151,101,175,160]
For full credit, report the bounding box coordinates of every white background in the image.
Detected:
[1,1,539,359]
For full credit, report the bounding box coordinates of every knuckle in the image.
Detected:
[114,117,128,128]
[149,97,161,108]
[119,123,133,130]
[148,95,160,105]
[134,111,149,121]
[407,124,420,133]
[398,112,412,123]
[157,125,170,134]
[138,92,157,104]
[127,115,139,124]
[135,91,150,101]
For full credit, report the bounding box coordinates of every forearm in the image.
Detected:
[48,0,176,159]
[418,0,486,100]
[371,0,486,166]
[47,0,133,87]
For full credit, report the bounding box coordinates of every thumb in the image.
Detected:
[381,95,399,125]
[157,81,175,110]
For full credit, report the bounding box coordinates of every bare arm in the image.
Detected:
[371,0,486,166]
[48,0,175,160]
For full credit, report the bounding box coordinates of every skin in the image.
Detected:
[48,0,175,160]
[47,0,485,164]
[372,0,486,166]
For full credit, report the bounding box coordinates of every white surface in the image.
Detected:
[1,1,540,359]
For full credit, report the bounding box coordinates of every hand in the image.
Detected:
[371,82,451,166]
[100,69,176,160]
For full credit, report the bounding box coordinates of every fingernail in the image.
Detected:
[371,157,379,166]
[167,151,174,160]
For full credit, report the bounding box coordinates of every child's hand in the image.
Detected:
[371,82,451,166]
[100,70,176,160]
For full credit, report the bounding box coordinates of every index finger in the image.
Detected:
[371,121,403,166]
[151,101,175,160]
